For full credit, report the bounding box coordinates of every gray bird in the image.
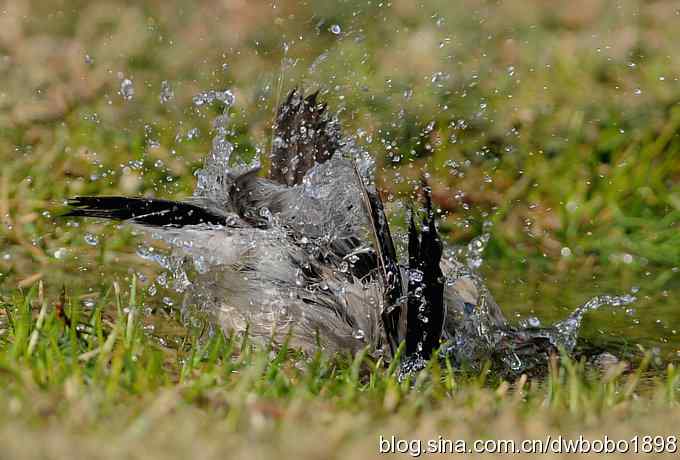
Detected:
[65,89,634,377]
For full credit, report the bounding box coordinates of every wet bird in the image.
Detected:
[65,89,634,377]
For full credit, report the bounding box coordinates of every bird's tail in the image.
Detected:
[63,196,229,227]
[269,89,342,186]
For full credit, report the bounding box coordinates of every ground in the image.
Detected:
[0,0,679,458]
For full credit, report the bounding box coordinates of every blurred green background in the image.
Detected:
[0,0,678,356]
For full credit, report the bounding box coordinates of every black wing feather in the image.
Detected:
[64,196,228,227]
[405,188,445,360]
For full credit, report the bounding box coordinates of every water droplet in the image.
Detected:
[156,272,168,287]
[186,127,200,140]
[119,78,134,101]
[84,233,99,246]
[160,80,174,104]
[192,89,235,107]
[82,299,96,309]
[506,353,522,371]
[330,24,342,35]
[633,88,642,96]
[527,316,541,328]
[466,233,490,270]
[53,248,68,259]
[409,269,424,283]
[560,247,572,257]
[216,89,235,105]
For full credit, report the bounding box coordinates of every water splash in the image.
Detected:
[124,86,642,376]
[552,294,637,352]
[437,284,638,376]
[192,89,246,200]
[136,244,190,294]
[192,89,235,107]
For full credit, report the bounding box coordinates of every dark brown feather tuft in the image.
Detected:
[269,89,342,186]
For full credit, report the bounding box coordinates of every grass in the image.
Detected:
[1,281,679,458]
[0,0,679,457]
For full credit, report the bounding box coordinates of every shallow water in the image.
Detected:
[486,264,680,366]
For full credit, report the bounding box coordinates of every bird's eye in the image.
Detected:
[464,302,475,315]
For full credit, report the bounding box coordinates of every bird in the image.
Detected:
[64,89,634,377]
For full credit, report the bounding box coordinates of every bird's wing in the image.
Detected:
[269,89,342,186]
[351,162,404,354]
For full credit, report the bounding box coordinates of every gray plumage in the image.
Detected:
[64,89,635,377]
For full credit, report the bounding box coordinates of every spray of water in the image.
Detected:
[127,86,638,376]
